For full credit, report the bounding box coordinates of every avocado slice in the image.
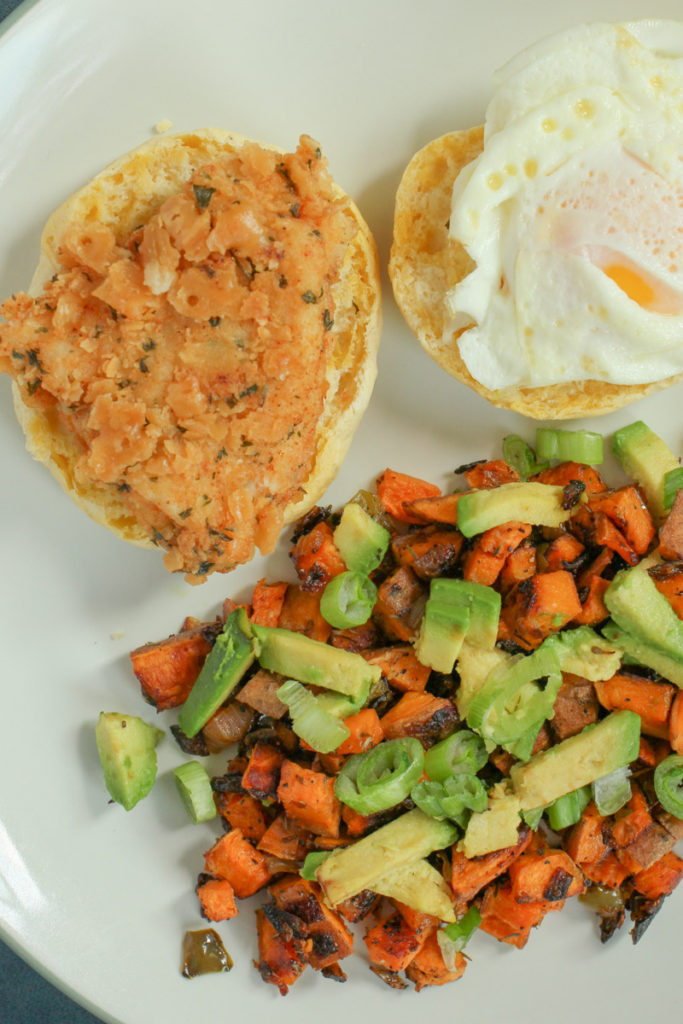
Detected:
[372,858,457,922]
[333,502,390,575]
[612,420,680,521]
[455,641,513,720]
[95,712,164,811]
[457,482,570,538]
[252,623,380,698]
[177,608,255,738]
[414,599,470,673]
[462,785,522,857]
[315,809,457,906]
[510,710,641,811]
[430,578,501,649]
[604,566,683,665]
[602,622,683,687]
[555,625,622,681]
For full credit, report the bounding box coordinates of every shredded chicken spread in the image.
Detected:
[0,136,355,579]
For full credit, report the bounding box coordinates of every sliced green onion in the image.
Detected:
[424,729,488,781]
[535,427,604,465]
[466,638,562,748]
[277,679,350,753]
[546,785,591,831]
[173,761,217,824]
[320,571,378,629]
[662,467,683,511]
[502,435,546,480]
[521,805,544,829]
[654,754,683,819]
[439,907,481,964]
[592,766,632,816]
[299,851,331,881]
[335,738,424,814]
[411,774,487,822]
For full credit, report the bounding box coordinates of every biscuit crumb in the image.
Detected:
[155,119,173,134]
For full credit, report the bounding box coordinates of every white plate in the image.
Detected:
[1,1,682,1022]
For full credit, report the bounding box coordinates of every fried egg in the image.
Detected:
[445,20,683,390]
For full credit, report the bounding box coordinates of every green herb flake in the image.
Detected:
[35,326,49,334]
[117,482,131,493]
[322,309,334,332]
[279,275,288,289]
[196,560,214,576]
[11,349,25,361]
[27,378,42,395]
[209,317,221,328]
[290,202,301,218]
[302,288,323,304]
[139,357,149,374]
[216,447,228,462]
[277,163,296,192]
[179,508,193,520]
[142,338,156,352]
[27,348,45,371]
[193,184,215,210]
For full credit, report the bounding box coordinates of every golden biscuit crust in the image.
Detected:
[11,129,381,558]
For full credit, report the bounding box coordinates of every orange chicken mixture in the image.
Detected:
[0,136,354,579]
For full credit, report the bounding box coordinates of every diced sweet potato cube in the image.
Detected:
[250,578,288,627]
[364,913,432,972]
[269,875,354,969]
[380,691,457,744]
[373,566,426,642]
[204,829,272,898]
[405,931,467,990]
[291,521,346,591]
[632,851,683,900]
[196,876,238,922]
[214,791,270,843]
[362,644,431,692]
[551,674,600,740]
[278,584,331,642]
[130,623,219,710]
[277,760,341,838]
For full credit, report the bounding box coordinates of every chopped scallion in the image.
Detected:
[173,761,217,824]
[320,571,378,629]
[335,738,424,814]
[546,785,591,830]
[592,765,631,816]
[535,427,604,465]
[654,754,683,819]
[662,467,683,511]
[277,679,350,754]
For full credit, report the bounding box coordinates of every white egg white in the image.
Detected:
[446,20,683,390]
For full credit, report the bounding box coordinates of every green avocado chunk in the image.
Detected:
[510,710,640,811]
[251,623,380,698]
[602,622,683,687]
[612,420,680,522]
[457,482,570,538]
[95,712,164,810]
[414,599,470,673]
[315,808,457,906]
[604,566,683,665]
[177,608,255,738]
[333,502,390,575]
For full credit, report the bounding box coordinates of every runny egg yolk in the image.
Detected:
[538,148,683,317]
